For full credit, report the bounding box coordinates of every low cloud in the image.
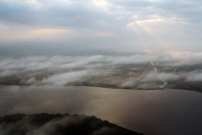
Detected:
[121,80,135,88]
[167,51,202,66]
[120,71,180,89]
[0,70,18,77]
[137,83,158,89]
[106,55,162,64]
[185,71,202,82]
[0,53,202,88]
[142,72,180,82]
[61,55,104,69]
[41,70,88,85]
[26,77,37,85]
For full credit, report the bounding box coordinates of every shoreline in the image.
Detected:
[0,84,202,94]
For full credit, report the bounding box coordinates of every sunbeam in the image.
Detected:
[127,22,154,54]
[136,20,170,50]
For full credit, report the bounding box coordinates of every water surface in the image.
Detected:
[0,86,202,135]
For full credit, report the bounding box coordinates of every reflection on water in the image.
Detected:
[0,86,202,135]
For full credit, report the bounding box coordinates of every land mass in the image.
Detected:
[0,113,143,135]
[1,63,202,93]
[1,55,202,93]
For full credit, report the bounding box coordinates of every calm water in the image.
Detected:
[0,86,202,135]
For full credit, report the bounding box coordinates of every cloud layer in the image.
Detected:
[0,53,202,90]
[0,0,202,53]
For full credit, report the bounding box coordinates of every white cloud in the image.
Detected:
[0,54,202,88]
[61,55,104,69]
[41,70,88,85]
[121,80,135,88]
[0,70,17,77]
[138,83,158,89]
[106,55,162,64]
[26,77,37,84]
[185,72,202,82]
[142,71,180,82]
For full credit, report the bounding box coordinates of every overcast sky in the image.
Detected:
[0,0,202,55]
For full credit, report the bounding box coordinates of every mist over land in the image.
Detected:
[1,52,202,92]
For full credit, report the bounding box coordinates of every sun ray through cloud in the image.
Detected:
[135,19,170,51]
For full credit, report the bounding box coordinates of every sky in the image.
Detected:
[0,0,202,56]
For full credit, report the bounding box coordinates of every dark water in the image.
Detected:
[0,86,202,135]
